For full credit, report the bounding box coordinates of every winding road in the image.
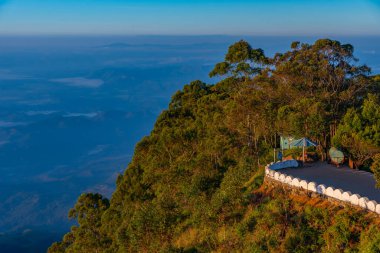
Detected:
[281,162,380,202]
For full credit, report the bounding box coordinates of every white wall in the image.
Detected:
[265,160,380,215]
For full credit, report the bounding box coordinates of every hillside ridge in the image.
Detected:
[49,39,380,253]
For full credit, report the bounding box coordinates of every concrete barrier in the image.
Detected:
[300,180,308,190]
[367,200,378,212]
[292,178,301,187]
[265,162,379,215]
[333,189,344,200]
[285,176,294,185]
[350,194,361,206]
[326,187,335,198]
[316,184,326,194]
[376,204,380,214]
[308,182,317,192]
[342,191,352,202]
[358,197,370,209]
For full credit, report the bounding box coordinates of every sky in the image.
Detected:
[0,0,379,36]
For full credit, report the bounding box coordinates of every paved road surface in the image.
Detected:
[281,162,380,202]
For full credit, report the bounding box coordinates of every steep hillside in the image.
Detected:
[49,39,380,253]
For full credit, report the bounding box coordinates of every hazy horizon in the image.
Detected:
[0,0,379,36]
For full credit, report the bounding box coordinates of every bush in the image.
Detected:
[371,154,380,188]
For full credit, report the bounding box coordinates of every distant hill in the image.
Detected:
[98,42,230,50]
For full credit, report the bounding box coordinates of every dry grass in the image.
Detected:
[258,180,380,221]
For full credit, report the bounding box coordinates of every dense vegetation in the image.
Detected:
[50,39,380,252]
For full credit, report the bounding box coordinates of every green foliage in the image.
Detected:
[323,211,367,252]
[371,154,380,188]
[283,148,303,159]
[333,94,380,167]
[209,40,266,78]
[374,75,380,82]
[358,225,380,253]
[277,98,328,139]
[50,39,380,253]
[48,193,111,253]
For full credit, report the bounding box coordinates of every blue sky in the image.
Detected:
[0,0,379,35]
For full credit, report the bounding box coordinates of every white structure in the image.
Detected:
[350,194,361,206]
[317,184,326,194]
[308,182,317,192]
[342,191,352,202]
[358,197,369,209]
[326,187,335,198]
[333,189,344,200]
[376,204,380,214]
[292,178,301,187]
[300,180,308,190]
[265,160,379,215]
[367,201,378,212]
[285,176,294,184]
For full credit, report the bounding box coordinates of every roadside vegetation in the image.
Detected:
[50,39,380,252]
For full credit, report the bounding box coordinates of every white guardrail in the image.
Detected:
[265,160,380,214]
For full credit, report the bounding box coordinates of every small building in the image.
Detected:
[280,136,295,150]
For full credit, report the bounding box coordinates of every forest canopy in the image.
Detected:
[49,39,380,253]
